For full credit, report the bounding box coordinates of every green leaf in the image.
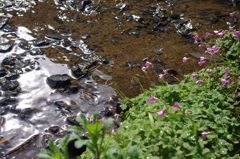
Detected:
[148,113,155,128]
[75,138,89,148]
[37,149,55,158]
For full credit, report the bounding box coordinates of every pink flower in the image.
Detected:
[142,57,149,62]
[145,61,152,67]
[234,31,240,35]
[232,34,238,38]
[224,68,231,78]
[200,57,205,62]
[221,78,232,87]
[156,109,166,117]
[195,80,203,85]
[198,61,205,66]
[148,97,158,104]
[193,35,201,42]
[173,102,181,110]
[114,114,119,118]
[205,32,212,37]
[202,131,211,139]
[98,117,105,122]
[105,80,109,85]
[206,69,213,76]
[216,32,224,38]
[182,57,189,62]
[191,73,198,78]
[230,12,235,17]
[159,74,165,79]
[229,26,235,31]
[214,30,220,34]
[198,43,206,48]
[142,66,147,71]
[163,70,168,74]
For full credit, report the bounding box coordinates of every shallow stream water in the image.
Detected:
[0,0,237,158]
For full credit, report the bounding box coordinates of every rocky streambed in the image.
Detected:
[0,0,237,158]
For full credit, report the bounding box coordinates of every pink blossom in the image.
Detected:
[200,57,205,62]
[216,32,224,38]
[105,80,109,85]
[214,30,220,34]
[98,117,105,122]
[195,80,203,85]
[198,43,206,48]
[205,32,212,37]
[142,57,149,62]
[156,109,166,117]
[206,69,213,76]
[221,78,232,87]
[191,73,198,78]
[232,34,238,38]
[148,97,158,104]
[198,61,205,66]
[114,114,119,118]
[229,26,235,31]
[182,57,189,62]
[224,68,231,78]
[159,74,165,79]
[173,102,181,110]
[163,70,168,74]
[142,66,147,71]
[234,31,240,35]
[230,12,235,17]
[145,61,152,67]
[202,131,211,139]
[193,35,201,42]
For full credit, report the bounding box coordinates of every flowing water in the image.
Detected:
[0,0,237,158]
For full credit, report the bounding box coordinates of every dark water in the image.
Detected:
[0,0,237,158]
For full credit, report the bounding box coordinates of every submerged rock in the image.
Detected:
[1,80,19,90]
[46,74,72,89]
[33,38,50,47]
[0,18,8,29]
[77,0,92,12]
[0,43,13,53]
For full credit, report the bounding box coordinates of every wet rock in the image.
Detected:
[154,49,164,55]
[18,42,31,50]
[98,107,115,117]
[61,40,71,48]
[199,11,209,16]
[71,64,88,78]
[0,43,13,53]
[167,69,178,76]
[2,56,15,65]
[33,38,50,47]
[153,22,165,32]
[54,0,66,5]
[77,0,92,12]
[1,80,19,90]
[65,84,79,94]
[18,108,35,120]
[0,107,9,115]
[45,34,62,41]
[82,34,90,40]
[66,116,79,126]
[48,126,61,134]
[3,25,16,32]
[4,73,19,80]
[0,66,7,77]
[128,31,140,36]
[152,65,164,74]
[151,59,166,66]
[0,97,17,106]
[0,18,8,29]
[46,74,72,89]
[132,15,144,22]
[29,48,43,55]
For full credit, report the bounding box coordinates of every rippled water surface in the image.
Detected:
[0,0,237,158]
